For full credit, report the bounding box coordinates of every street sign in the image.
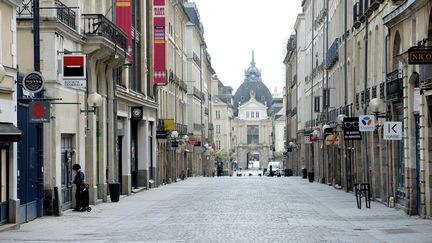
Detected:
[23,72,44,93]
[29,101,50,123]
[359,115,375,132]
[63,55,86,80]
[343,117,361,140]
[384,122,402,140]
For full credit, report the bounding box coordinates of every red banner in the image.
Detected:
[116,0,132,62]
[153,0,167,85]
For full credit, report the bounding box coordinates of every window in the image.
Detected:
[251,112,255,118]
[247,125,259,144]
[216,125,221,134]
[256,112,259,118]
[216,111,221,120]
[216,140,221,150]
[246,112,249,118]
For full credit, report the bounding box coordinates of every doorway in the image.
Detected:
[0,146,9,224]
[60,135,74,210]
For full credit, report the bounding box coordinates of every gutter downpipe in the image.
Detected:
[364,16,370,187]
[344,0,349,192]
[384,25,390,206]
[310,0,315,181]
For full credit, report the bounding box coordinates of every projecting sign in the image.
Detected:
[359,115,375,132]
[23,72,45,93]
[153,0,167,86]
[383,122,402,140]
[408,47,432,64]
[29,101,50,123]
[343,117,361,140]
[63,55,86,80]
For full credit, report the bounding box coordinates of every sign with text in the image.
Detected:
[64,79,86,87]
[153,0,167,85]
[359,115,375,132]
[408,47,432,64]
[383,122,402,140]
[413,88,421,114]
[23,72,45,93]
[343,117,361,140]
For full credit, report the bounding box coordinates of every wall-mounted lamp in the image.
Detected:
[81,92,103,113]
[336,114,347,126]
[369,98,385,115]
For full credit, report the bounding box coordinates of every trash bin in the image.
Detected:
[109,183,121,202]
[308,172,314,183]
[302,168,307,179]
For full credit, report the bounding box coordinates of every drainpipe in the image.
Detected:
[343,0,350,192]
[384,25,390,206]
[364,17,370,186]
[324,0,329,183]
[310,0,315,179]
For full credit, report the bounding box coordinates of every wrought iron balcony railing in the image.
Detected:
[82,14,128,51]
[17,0,76,30]
[55,0,76,30]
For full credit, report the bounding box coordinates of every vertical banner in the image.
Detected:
[153,0,167,85]
[116,0,132,62]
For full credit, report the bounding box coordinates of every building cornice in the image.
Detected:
[383,0,428,27]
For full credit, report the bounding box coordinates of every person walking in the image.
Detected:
[72,164,85,211]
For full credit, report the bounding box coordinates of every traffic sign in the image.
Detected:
[383,122,402,140]
[23,72,45,93]
[359,115,375,132]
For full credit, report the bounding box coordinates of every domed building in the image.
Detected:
[233,51,273,116]
[232,51,273,170]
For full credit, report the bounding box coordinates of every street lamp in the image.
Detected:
[369,98,385,115]
[81,92,103,113]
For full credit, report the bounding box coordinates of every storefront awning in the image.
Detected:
[0,123,22,142]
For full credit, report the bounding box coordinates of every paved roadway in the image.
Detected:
[1,176,432,243]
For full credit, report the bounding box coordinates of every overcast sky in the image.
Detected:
[192,0,303,96]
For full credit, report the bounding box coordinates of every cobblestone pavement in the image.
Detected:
[1,176,432,243]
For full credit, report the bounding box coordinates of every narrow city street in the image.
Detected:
[0,176,431,243]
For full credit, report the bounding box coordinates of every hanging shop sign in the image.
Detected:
[359,115,375,132]
[153,0,167,85]
[23,72,45,93]
[408,47,432,64]
[343,117,361,140]
[29,101,50,123]
[325,134,339,145]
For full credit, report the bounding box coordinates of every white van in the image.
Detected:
[266,161,281,176]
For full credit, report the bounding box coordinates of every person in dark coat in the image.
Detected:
[72,164,85,211]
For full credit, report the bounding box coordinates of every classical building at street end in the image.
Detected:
[233,52,273,169]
